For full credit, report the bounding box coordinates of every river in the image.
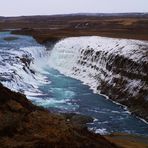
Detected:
[0,32,148,136]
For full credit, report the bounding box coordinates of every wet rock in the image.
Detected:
[62,113,93,128]
[3,36,19,41]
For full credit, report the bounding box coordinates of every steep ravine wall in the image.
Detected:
[98,54,148,121]
[49,36,148,121]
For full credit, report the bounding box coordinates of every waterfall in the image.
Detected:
[0,32,50,96]
[49,36,148,103]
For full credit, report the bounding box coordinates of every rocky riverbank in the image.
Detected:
[1,83,148,148]
[0,83,118,148]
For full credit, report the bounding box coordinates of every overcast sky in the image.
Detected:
[0,0,148,16]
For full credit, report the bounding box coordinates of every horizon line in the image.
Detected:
[1,12,148,17]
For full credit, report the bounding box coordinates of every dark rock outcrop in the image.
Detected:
[84,48,148,121]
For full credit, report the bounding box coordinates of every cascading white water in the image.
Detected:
[2,46,50,95]
[49,36,148,98]
[0,32,50,96]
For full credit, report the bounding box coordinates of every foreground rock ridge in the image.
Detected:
[0,83,118,148]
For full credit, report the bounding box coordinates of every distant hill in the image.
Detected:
[0,13,148,21]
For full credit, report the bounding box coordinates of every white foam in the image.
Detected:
[95,128,108,135]
[88,127,108,135]
[0,44,51,98]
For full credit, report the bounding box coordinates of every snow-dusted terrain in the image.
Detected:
[49,36,148,99]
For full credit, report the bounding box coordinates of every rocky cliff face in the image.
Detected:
[0,83,118,148]
[49,36,148,121]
